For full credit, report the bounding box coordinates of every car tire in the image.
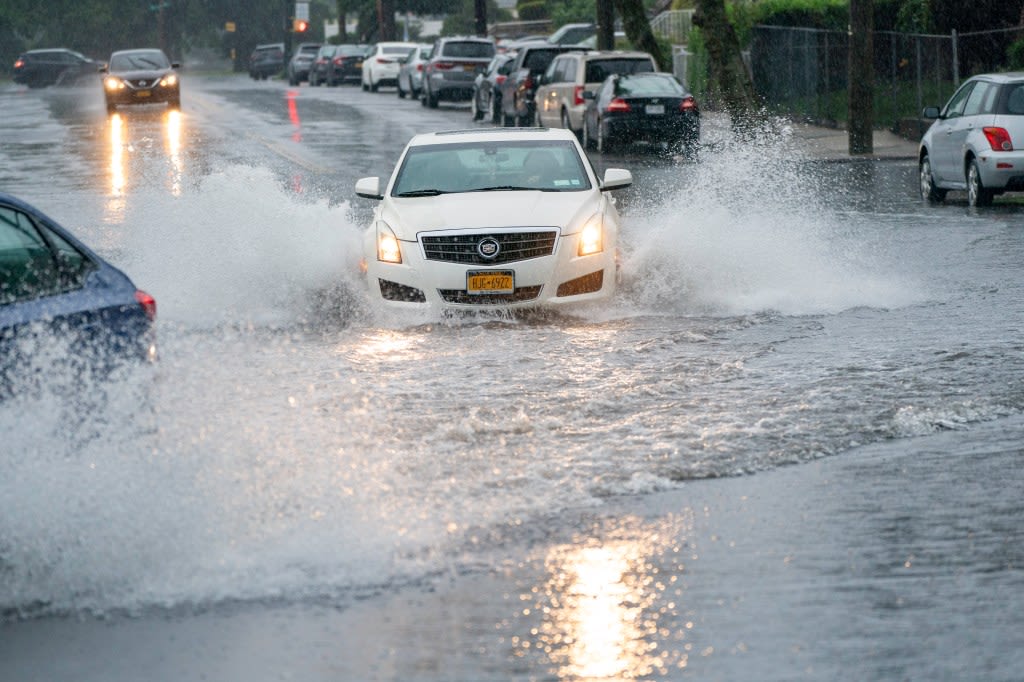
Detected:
[362,78,369,92]
[561,109,579,140]
[491,97,501,124]
[427,86,439,108]
[919,154,947,203]
[105,100,116,115]
[168,96,180,111]
[967,159,994,207]
[471,95,483,121]
[397,79,406,98]
[370,78,379,93]
[596,118,607,153]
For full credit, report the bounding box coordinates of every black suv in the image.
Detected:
[12,48,102,88]
[498,42,589,126]
[249,43,284,80]
[421,36,496,108]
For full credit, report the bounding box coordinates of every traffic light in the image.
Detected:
[293,18,308,32]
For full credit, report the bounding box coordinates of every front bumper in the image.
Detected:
[363,227,616,310]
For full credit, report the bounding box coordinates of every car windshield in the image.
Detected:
[110,50,170,71]
[338,45,365,55]
[585,58,654,83]
[383,46,412,55]
[442,41,495,59]
[392,140,592,195]
[523,49,563,72]
[615,74,685,97]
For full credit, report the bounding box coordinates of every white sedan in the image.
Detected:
[355,128,632,311]
[361,41,417,91]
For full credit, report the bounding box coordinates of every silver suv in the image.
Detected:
[919,72,1024,207]
[535,50,657,138]
[421,36,496,108]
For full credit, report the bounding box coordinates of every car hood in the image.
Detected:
[381,191,602,239]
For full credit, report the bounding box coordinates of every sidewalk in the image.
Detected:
[789,122,920,161]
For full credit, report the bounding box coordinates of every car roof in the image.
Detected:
[407,128,579,147]
[971,72,1024,83]
[110,48,166,57]
[580,50,654,61]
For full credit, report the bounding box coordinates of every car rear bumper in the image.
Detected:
[974,151,1024,191]
[604,114,700,143]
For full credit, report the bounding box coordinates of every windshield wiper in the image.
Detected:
[466,185,537,192]
[394,188,447,197]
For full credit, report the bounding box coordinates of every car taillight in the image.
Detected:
[376,57,390,64]
[135,290,157,321]
[496,75,507,85]
[983,127,1014,152]
[434,61,456,70]
[333,57,343,65]
[416,63,423,72]
[14,58,24,69]
[523,75,534,90]
[573,85,585,106]
[607,98,631,112]
[680,96,698,112]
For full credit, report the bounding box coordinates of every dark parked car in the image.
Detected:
[0,192,156,396]
[249,43,284,80]
[308,44,338,86]
[471,53,516,123]
[102,48,181,114]
[498,42,589,127]
[287,42,321,85]
[582,72,700,156]
[325,44,370,86]
[918,72,1024,207]
[12,48,102,88]
[421,36,496,108]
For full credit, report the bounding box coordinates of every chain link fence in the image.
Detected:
[748,24,1024,137]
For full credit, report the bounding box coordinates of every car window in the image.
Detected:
[382,46,412,55]
[585,58,655,84]
[0,206,64,304]
[442,41,495,59]
[392,140,592,195]
[110,50,170,71]
[615,75,684,97]
[943,81,976,119]
[963,81,996,116]
[1003,84,1024,115]
[523,49,561,72]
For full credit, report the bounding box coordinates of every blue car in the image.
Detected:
[0,192,156,394]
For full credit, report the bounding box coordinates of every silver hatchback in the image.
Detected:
[919,72,1024,206]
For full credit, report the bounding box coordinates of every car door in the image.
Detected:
[945,80,998,181]
[538,56,570,127]
[930,80,975,182]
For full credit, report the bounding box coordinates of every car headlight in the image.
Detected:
[160,74,177,87]
[104,77,125,91]
[578,215,604,256]
[376,221,402,264]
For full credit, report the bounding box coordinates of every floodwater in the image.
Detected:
[1,75,1023,681]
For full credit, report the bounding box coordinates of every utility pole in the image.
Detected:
[596,0,615,50]
[848,0,874,154]
[474,0,487,38]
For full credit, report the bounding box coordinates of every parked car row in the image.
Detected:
[348,37,701,157]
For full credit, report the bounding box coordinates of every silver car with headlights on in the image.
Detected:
[355,128,631,310]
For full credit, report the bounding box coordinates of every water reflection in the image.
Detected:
[528,519,691,679]
[104,108,186,222]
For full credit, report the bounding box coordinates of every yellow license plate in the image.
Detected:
[135,90,151,98]
[467,270,514,294]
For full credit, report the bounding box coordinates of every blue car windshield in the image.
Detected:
[391,140,592,196]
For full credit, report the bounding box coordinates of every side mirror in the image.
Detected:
[922,106,940,119]
[171,62,181,69]
[99,64,108,73]
[601,168,632,191]
[355,176,383,200]
[582,90,595,101]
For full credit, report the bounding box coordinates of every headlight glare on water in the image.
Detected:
[377,221,402,264]
[578,215,604,256]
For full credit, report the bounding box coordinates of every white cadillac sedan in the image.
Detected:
[355,128,632,311]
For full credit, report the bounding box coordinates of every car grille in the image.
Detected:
[438,285,543,305]
[421,231,557,265]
